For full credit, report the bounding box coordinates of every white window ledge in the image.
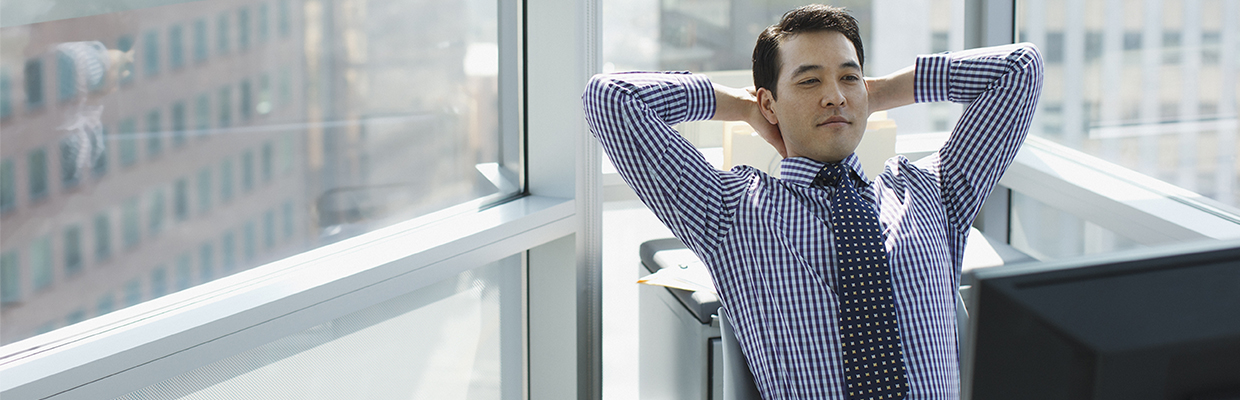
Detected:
[0,195,576,400]
[1001,136,1240,243]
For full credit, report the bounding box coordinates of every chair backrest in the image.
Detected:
[718,307,762,400]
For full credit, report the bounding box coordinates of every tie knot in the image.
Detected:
[817,163,852,188]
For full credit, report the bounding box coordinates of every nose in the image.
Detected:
[820,81,845,108]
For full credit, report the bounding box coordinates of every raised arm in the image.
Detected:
[712,83,786,157]
[582,72,743,251]
[865,65,917,114]
[917,43,1044,234]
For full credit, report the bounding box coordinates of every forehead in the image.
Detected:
[777,30,859,78]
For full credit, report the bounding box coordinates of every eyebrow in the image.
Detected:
[789,61,862,78]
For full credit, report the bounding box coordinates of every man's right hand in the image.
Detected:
[712,83,786,158]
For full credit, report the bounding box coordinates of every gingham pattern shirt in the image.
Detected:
[583,44,1043,399]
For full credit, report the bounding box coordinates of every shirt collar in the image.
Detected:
[778,153,869,188]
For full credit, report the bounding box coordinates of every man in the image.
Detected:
[583,4,1042,399]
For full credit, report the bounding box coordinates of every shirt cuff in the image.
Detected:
[675,72,717,122]
[914,53,951,104]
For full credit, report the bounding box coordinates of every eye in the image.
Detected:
[842,75,861,82]
[799,78,820,85]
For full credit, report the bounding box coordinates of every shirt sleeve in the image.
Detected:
[582,71,738,251]
[914,43,1044,235]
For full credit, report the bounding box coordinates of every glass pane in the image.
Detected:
[1018,0,1239,209]
[1008,191,1143,260]
[115,255,522,400]
[0,0,513,346]
[602,0,966,150]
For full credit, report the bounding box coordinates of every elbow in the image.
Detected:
[582,73,618,110]
[1010,43,1045,86]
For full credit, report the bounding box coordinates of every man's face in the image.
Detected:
[758,30,868,163]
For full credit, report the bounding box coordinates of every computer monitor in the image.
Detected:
[962,239,1240,400]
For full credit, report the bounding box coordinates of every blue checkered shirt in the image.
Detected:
[584,44,1043,399]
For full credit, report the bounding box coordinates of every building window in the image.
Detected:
[218,85,231,127]
[258,3,270,42]
[243,220,256,261]
[261,141,273,182]
[278,68,291,106]
[117,35,135,85]
[241,150,254,192]
[1,159,16,213]
[239,79,252,120]
[169,25,185,70]
[280,133,292,173]
[263,209,275,249]
[199,242,214,282]
[143,30,159,77]
[124,279,142,307]
[197,168,212,214]
[278,0,290,37]
[175,253,192,291]
[220,158,234,203]
[282,200,294,239]
[118,118,138,167]
[56,52,76,102]
[174,178,189,221]
[220,230,236,273]
[59,137,81,187]
[92,127,108,176]
[171,101,187,146]
[30,236,52,291]
[63,225,83,276]
[258,73,272,115]
[28,148,48,201]
[122,197,140,249]
[1,252,19,304]
[150,266,168,298]
[94,212,112,261]
[217,13,231,55]
[148,189,166,236]
[1,67,12,119]
[24,59,44,108]
[193,19,208,63]
[96,292,115,316]
[195,93,210,133]
[238,8,251,51]
[146,109,162,157]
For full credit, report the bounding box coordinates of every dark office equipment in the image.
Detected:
[964,240,1240,400]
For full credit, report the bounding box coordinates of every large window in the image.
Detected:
[0,0,513,346]
[1012,0,1240,259]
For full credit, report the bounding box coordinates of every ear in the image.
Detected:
[756,87,779,125]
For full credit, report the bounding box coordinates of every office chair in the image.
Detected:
[718,307,762,400]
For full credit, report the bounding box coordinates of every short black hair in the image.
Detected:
[752,4,864,99]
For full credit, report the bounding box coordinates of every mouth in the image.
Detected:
[817,116,850,127]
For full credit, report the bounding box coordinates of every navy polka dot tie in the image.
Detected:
[818,163,908,400]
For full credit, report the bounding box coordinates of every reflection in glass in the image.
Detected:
[1,0,508,345]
